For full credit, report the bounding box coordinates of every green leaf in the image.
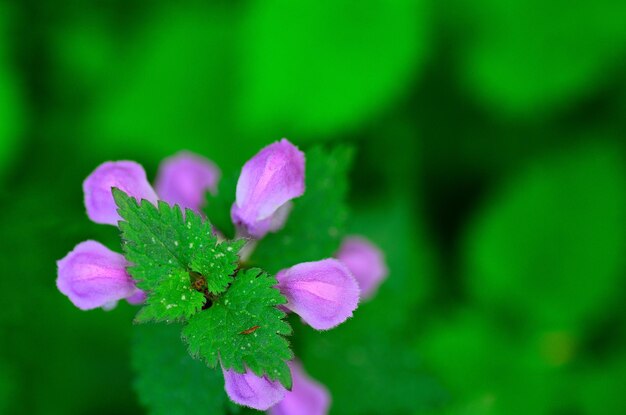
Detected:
[190,239,247,294]
[251,145,354,273]
[113,189,242,322]
[464,144,626,330]
[134,269,206,323]
[133,324,230,415]
[183,268,293,388]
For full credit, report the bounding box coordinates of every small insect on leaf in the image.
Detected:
[189,271,207,291]
[239,325,261,335]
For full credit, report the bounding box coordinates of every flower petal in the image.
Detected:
[231,200,293,240]
[276,259,360,330]
[336,236,388,300]
[222,366,286,411]
[154,151,220,212]
[270,361,331,415]
[56,240,138,310]
[125,289,147,305]
[232,139,305,238]
[83,161,158,226]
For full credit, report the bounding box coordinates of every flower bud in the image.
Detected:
[56,240,142,310]
[83,161,158,226]
[222,366,286,411]
[270,361,330,415]
[231,139,305,238]
[336,236,388,300]
[154,151,220,212]
[276,259,359,330]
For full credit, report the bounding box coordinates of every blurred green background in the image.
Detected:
[1,0,626,414]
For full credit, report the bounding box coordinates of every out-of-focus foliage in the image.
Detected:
[133,324,229,415]
[2,0,626,414]
[237,0,428,138]
[452,0,626,117]
[0,5,23,179]
[464,143,626,331]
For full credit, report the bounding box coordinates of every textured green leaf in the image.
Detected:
[133,324,229,415]
[190,239,247,294]
[134,269,205,323]
[114,189,242,322]
[183,268,293,388]
[251,145,353,273]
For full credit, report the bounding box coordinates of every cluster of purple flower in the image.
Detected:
[57,140,387,413]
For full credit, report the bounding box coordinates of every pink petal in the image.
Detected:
[222,366,286,411]
[276,259,360,330]
[125,289,147,305]
[56,240,139,310]
[270,361,331,415]
[83,161,158,226]
[336,236,388,300]
[232,139,305,238]
[231,201,293,239]
[154,151,220,212]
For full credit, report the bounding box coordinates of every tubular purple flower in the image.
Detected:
[154,151,220,213]
[222,366,286,411]
[231,139,305,238]
[56,240,143,310]
[83,161,158,226]
[335,236,388,300]
[270,361,330,415]
[276,259,360,331]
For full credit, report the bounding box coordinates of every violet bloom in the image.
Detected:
[336,236,388,300]
[270,361,330,415]
[83,161,158,226]
[154,151,220,213]
[231,139,305,238]
[276,259,360,330]
[56,240,144,310]
[222,366,286,411]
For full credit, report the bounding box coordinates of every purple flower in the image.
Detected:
[231,139,305,238]
[335,236,388,300]
[270,361,330,415]
[222,366,286,411]
[276,259,360,331]
[83,161,158,226]
[155,151,220,213]
[56,240,142,310]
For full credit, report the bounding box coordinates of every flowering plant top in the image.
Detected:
[57,139,388,413]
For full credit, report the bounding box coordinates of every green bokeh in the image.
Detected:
[0,5,24,179]
[464,143,626,331]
